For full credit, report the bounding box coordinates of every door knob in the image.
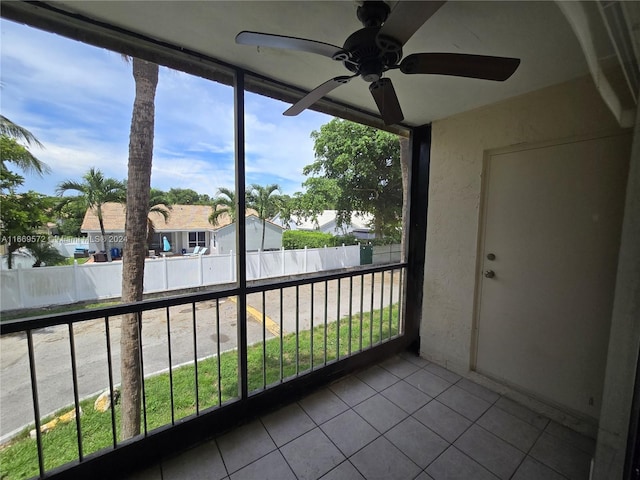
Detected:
[484,270,495,279]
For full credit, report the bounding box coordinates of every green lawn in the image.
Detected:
[0,304,400,479]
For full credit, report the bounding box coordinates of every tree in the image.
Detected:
[0,169,52,269]
[120,57,159,440]
[26,241,66,267]
[0,134,50,177]
[305,119,401,238]
[0,124,51,268]
[209,187,238,227]
[247,183,280,250]
[274,194,294,229]
[293,177,340,227]
[56,168,126,262]
[166,187,200,205]
[0,115,44,147]
[146,203,171,250]
[52,197,86,237]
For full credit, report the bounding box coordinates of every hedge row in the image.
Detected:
[282,230,358,249]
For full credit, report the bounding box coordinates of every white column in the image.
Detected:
[17,264,26,309]
[73,260,80,303]
[163,256,169,290]
[304,246,308,273]
[281,247,285,276]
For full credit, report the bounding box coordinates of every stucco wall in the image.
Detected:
[421,75,625,373]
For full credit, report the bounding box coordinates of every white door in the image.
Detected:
[475,133,630,419]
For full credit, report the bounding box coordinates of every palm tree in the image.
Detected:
[208,187,238,227]
[120,57,159,441]
[247,183,281,250]
[56,167,126,262]
[0,116,49,176]
[146,203,171,250]
[0,115,43,147]
[27,241,66,267]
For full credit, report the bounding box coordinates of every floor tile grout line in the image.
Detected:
[525,428,576,480]
[355,368,402,392]
[378,382,434,415]
[211,438,230,479]
[317,408,382,465]
[541,421,597,455]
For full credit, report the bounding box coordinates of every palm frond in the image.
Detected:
[0,115,44,148]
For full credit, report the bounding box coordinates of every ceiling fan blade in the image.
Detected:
[284,76,354,116]
[377,1,446,47]
[400,53,521,81]
[236,31,344,59]
[369,78,404,125]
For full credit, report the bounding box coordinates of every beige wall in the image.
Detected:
[421,75,627,376]
[592,106,640,479]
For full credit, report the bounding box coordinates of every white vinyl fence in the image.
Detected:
[50,237,92,257]
[1,245,366,311]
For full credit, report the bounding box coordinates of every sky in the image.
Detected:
[0,18,333,198]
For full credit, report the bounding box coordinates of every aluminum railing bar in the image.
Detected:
[262,291,267,389]
[104,316,117,447]
[243,262,408,295]
[348,276,353,356]
[389,269,395,339]
[67,323,83,461]
[379,272,385,344]
[0,287,242,334]
[336,278,341,361]
[138,312,149,436]
[279,288,284,382]
[0,264,409,336]
[165,307,175,425]
[310,284,315,370]
[399,267,406,334]
[26,330,45,478]
[295,285,300,376]
[216,299,222,407]
[369,272,375,348]
[192,303,199,415]
[323,280,328,366]
[359,274,364,352]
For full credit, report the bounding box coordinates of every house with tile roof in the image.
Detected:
[80,202,283,254]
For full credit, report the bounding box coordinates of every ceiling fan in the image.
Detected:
[236,1,520,125]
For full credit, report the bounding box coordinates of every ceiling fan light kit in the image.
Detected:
[236,0,521,126]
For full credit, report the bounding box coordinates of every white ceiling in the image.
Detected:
[19,1,613,126]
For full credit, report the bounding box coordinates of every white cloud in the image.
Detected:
[2,19,332,199]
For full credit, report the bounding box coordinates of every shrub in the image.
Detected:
[282,230,336,249]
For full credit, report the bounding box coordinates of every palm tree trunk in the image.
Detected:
[120,58,158,440]
[98,210,112,262]
[261,218,266,250]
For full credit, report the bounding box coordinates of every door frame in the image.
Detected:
[471,129,630,374]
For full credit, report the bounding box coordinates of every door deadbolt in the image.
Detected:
[487,253,496,260]
[484,270,495,279]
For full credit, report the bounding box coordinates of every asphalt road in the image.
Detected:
[0,273,400,440]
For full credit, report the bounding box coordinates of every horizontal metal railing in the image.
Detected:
[0,263,406,479]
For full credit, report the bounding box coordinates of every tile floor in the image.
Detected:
[127,353,595,480]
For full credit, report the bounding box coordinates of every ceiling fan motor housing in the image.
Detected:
[356,1,390,28]
[340,27,402,81]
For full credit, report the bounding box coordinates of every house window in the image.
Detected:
[189,231,206,248]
